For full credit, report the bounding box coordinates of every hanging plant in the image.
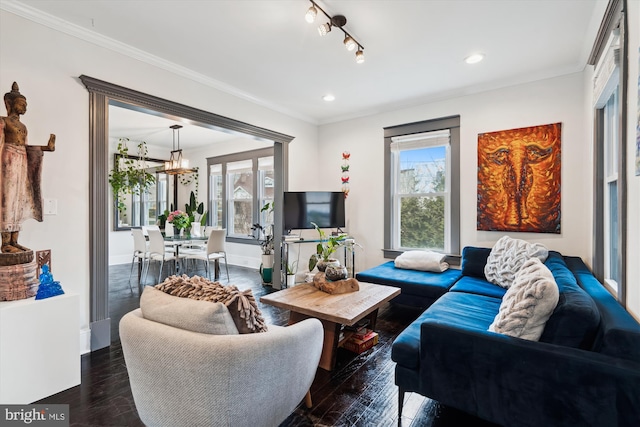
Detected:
[108,138,156,213]
[178,167,199,198]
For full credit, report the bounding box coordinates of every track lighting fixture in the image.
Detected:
[305,1,365,63]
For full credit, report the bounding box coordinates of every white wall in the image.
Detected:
[318,72,590,273]
[0,9,318,347]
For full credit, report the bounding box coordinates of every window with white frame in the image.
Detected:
[603,86,620,290]
[209,164,223,229]
[228,159,254,236]
[207,147,274,241]
[390,131,451,251]
[593,28,623,296]
[258,156,275,226]
[384,116,460,257]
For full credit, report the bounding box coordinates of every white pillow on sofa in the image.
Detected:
[394,250,449,272]
[484,235,548,288]
[489,258,559,341]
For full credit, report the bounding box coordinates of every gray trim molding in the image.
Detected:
[80,75,293,348]
[589,0,628,306]
[587,0,623,66]
[383,115,461,257]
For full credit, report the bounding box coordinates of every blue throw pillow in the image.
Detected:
[461,246,491,279]
[539,252,601,349]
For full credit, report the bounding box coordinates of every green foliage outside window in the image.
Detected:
[400,196,445,250]
[399,164,446,250]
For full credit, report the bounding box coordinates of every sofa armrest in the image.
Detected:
[417,321,640,427]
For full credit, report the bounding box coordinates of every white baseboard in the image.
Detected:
[80,328,91,355]
[109,255,131,266]
[227,254,261,269]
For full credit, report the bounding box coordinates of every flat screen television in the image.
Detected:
[283,191,345,230]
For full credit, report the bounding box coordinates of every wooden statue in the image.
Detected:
[0,82,55,261]
[0,82,55,300]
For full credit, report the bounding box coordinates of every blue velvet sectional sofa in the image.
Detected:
[356,247,640,427]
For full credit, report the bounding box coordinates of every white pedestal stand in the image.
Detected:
[0,293,80,403]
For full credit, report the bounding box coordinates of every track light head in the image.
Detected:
[318,22,331,36]
[355,48,364,64]
[305,4,317,23]
[343,35,357,51]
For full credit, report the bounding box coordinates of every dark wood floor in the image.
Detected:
[37,262,499,427]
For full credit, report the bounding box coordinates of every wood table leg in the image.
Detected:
[289,311,341,371]
[304,390,312,408]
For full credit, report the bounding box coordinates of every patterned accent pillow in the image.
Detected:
[489,258,559,341]
[484,235,549,288]
[155,275,268,333]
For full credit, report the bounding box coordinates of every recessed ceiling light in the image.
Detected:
[323,94,335,102]
[464,53,485,64]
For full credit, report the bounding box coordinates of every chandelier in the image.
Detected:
[164,124,196,175]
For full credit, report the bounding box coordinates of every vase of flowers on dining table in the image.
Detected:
[167,210,191,237]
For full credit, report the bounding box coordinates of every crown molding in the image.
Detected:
[0,0,317,125]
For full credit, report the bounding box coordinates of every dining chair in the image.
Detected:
[128,228,149,294]
[145,229,183,284]
[141,225,159,236]
[183,229,229,281]
[164,223,175,237]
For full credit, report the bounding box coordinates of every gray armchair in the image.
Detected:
[120,292,323,427]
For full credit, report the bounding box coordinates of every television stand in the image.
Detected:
[281,237,357,287]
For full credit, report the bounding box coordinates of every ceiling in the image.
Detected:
[108,105,240,150]
[6,0,606,129]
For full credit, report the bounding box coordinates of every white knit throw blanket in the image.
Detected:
[484,236,548,288]
[489,258,559,341]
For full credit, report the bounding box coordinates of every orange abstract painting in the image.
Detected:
[477,123,561,233]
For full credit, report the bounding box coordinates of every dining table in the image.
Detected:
[163,234,221,280]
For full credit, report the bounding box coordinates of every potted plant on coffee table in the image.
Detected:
[309,222,347,272]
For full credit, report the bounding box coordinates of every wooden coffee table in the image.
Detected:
[260,281,400,371]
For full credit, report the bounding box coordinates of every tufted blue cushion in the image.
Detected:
[460,246,492,279]
[355,261,461,301]
[539,252,601,349]
[392,292,501,370]
[449,275,507,299]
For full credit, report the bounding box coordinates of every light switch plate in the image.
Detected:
[44,198,57,215]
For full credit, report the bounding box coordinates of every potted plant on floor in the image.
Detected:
[251,225,274,284]
[309,222,347,272]
[285,261,298,287]
[184,191,208,228]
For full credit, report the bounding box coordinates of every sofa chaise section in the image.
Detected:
[355,261,462,307]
